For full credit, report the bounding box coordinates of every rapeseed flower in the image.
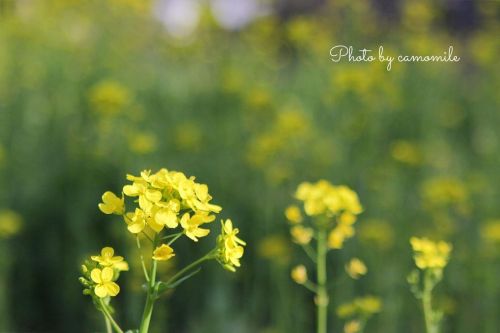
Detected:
[216,219,246,272]
[91,267,120,298]
[98,191,125,215]
[410,237,452,270]
[345,258,367,279]
[152,244,175,261]
[91,247,128,271]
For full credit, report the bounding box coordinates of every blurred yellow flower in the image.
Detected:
[345,258,367,279]
[291,265,308,284]
[0,209,23,238]
[421,177,468,208]
[290,226,314,245]
[152,244,175,261]
[480,220,500,244]
[391,140,422,165]
[285,205,303,224]
[358,219,395,250]
[337,296,383,318]
[257,234,291,265]
[344,320,361,333]
[128,132,157,155]
[410,237,452,270]
[90,267,120,298]
[98,191,124,215]
[174,122,202,152]
[89,80,131,116]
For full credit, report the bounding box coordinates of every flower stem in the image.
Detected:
[316,229,328,333]
[139,235,159,333]
[104,316,112,333]
[136,236,150,282]
[165,252,213,286]
[422,271,438,333]
[99,299,124,333]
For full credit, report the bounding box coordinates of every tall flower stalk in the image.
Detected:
[286,180,363,333]
[79,168,246,333]
[408,237,452,333]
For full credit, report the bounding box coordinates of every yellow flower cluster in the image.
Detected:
[80,247,128,298]
[98,169,222,241]
[216,220,246,272]
[286,180,363,250]
[410,237,452,270]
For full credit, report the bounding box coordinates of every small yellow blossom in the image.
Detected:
[91,247,128,271]
[90,267,120,298]
[180,213,212,242]
[152,244,175,261]
[291,265,308,284]
[410,237,452,270]
[285,205,303,224]
[344,320,361,333]
[0,209,22,238]
[216,219,246,272]
[290,226,314,245]
[337,296,383,318]
[257,235,291,265]
[98,191,124,215]
[345,258,367,279]
[480,220,500,243]
[89,80,131,116]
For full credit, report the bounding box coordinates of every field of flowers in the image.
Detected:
[0,1,499,332]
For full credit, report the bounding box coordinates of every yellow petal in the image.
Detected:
[98,203,114,214]
[101,247,114,258]
[127,221,145,234]
[105,282,120,296]
[94,285,108,298]
[123,184,139,196]
[90,268,102,283]
[101,267,114,282]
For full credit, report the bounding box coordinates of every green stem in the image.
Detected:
[422,270,438,333]
[99,299,124,333]
[316,230,328,333]
[165,252,213,286]
[104,315,112,333]
[139,235,159,333]
[166,232,183,246]
[136,236,150,282]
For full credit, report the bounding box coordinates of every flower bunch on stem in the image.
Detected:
[408,237,452,333]
[79,168,246,333]
[286,180,363,333]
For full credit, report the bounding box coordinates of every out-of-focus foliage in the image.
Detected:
[0,0,499,332]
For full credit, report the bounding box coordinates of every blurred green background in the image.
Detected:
[0,0,499,332]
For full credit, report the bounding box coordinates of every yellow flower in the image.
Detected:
[337,296,383,318]
[98,191,124,215]
[91,247,128,271]
[257,235,291,265]
[345,258,367,279]
[90,267,120,298]
[124,208,147,233]
[152,244,175,261]
[290,226,313,245]
[410,237,452,270]
[480,220,500,243]
[291,265,307,284]
[0,209,22,238]
[216,219,246,272]
[180,213,211,242]
[285,205,303,224]
[89,80,131,116]
[123,180,162,213]
[344,320,361,333]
